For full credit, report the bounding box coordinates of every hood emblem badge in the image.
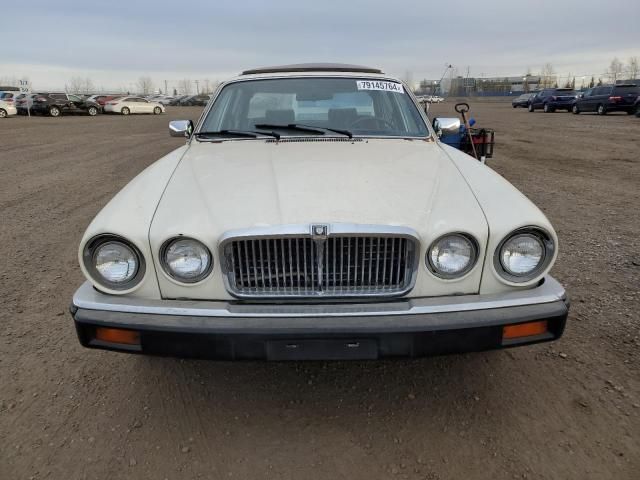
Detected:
[311,224,329,291]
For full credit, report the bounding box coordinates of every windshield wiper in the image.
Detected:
[195,129,280,139]
[254,123,353,139]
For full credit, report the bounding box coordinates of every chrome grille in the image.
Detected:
[221,229,418,298]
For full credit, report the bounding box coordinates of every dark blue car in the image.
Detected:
[528,88,577,113]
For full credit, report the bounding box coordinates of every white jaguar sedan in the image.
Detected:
[103,96,165,115]
[70,63,568,360]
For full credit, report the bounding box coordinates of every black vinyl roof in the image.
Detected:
[241,63,383,75]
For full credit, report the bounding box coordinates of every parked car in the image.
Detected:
[169,95,190,106]
[512,92,535,108]
[70,63,568,361]
[30,93,101,117]
[15,93,38,114]
[178,95,197,106]
[183,94,212,106]
[528,88,577,112]
[0,99,17,117]
[103,96,165,115]
[0,91,19,105]
[157,96,176,106]
[571,84,639,115]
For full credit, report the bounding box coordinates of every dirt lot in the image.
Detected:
[1,104,638,480]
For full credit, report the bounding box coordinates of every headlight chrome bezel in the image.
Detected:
[160,236,213,284]
[82,234,146,291]
[494,227,555,283]
[426,233,479,280]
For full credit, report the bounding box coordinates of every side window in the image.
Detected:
[68,95,82,102]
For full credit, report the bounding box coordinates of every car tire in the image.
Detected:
[572,105,580,114]
[0,109,7,118]
[512,104,517,108]
[87,106,98,116]
[121,107,130,115]
[597,104,606,115]
[543,103,553,113]
[528,103,534,112]
[153,106,162,115]
[49,106,61,117]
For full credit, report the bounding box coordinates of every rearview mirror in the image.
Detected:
[169,119,193,138]
[432,117,460,137]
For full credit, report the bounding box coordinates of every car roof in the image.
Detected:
[241,63,384,75]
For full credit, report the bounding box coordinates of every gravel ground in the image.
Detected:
[1,104,638,480]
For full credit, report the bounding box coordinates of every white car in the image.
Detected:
[0,99,17,117]
[71,63,568,361]
[157,96,176,106]
[103,96,165,115]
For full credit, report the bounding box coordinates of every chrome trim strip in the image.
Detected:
[73,276,566,319]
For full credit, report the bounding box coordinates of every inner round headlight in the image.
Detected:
[161,237,212,283]
[83,235,145,290]
[496,228,554,282]
[427,234,478,278]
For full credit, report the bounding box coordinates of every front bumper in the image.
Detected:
[70,277,569,360]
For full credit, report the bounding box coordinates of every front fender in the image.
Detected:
[78,146,189,298]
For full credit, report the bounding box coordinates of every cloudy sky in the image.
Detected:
[2,0,638,92]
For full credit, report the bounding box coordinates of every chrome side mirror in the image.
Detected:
[169,119,194,138]
[432,117,460,138]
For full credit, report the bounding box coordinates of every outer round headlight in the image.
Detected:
[495,228,555,282]
[161,237,212,283]
[427,234,478,279]
[83,235,145,290]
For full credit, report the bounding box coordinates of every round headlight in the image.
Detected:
[161,237,212,283]
[496,228,554,282]
[427,234,478,278]
[83,235,145,290]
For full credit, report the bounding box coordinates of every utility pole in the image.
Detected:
[195,80,200,94]
[164,80,168,96]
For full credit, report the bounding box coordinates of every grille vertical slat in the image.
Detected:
[225,233,416,298]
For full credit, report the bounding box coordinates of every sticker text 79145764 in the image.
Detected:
[356,80,404,93]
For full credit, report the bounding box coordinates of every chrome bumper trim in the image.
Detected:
[72,276,566,319]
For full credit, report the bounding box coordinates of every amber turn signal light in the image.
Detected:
[503,320,548,340]
[95,327,140,345]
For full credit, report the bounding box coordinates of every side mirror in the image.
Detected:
[432,117,461,138]
[169,119,193,138]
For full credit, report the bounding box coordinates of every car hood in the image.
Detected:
[151,139,486,234]
[148,139,489,299]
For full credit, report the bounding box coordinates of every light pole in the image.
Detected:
[195,80,200,94]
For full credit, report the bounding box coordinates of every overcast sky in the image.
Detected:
[2,0,638,91]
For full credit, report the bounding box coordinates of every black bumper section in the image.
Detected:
[71,299,569,361]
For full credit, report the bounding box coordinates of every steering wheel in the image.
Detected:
[454,103,470,114]
[349,116,395,130]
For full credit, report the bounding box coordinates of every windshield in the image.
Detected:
[199,77,429,138]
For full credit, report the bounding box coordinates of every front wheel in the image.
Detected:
[0,109,7,118]
[87,106,98,116]
[572,105,580,114]
[121,107,130,115]
[528,103,534,112]
[153,106,162,115]
[49,106,61,117]
[597,104,606,115]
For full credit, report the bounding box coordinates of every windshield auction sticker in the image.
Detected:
[356,80,405,93]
